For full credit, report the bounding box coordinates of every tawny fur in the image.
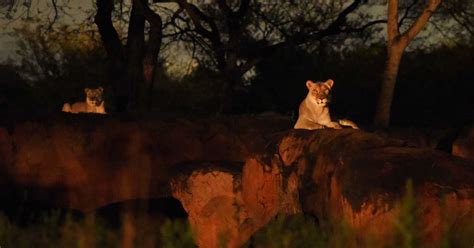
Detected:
[294,79,358,130]
[62,87,106,114]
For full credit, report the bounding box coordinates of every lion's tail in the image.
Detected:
[339,119,359,129]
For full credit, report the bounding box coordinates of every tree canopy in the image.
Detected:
[1,0,473,125]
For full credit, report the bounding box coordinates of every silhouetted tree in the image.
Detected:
[95,0,164,111]
[3,0,457,118]
[434,0,474,44]
[162,0,385,112]
[10,25,108,110]
[1,0,165,112]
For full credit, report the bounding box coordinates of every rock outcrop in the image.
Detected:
[1,116,473,247]
[452,125,474,160]
[273,129,474,245]
[0,115,291,210]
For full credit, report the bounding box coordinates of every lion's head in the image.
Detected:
[85,87,104,107]
[306,79,334,107]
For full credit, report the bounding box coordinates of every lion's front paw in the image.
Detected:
[312,123,326,129]
[326,122,343,129]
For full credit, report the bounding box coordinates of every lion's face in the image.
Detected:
[85,87,104,107]
[306,79,334,107]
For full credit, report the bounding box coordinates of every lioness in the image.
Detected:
[294,79,358,130]
[62,87,106,114]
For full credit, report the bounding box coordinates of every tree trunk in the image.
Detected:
[94,0,126,111]
[126,3,145,111]
[219,68,245,114]
[374,43,404,128]
[134,0,163,111]
[142,33,161,111]
[374,0,441,129]
[95,0,164,113]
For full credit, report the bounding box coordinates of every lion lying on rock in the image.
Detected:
[62,87,106,114]
[294,79,358,130]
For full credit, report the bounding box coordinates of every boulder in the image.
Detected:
[169,129,474,247]
[452,125,474,160]
[1,116,473,247]
[170,162,248,248]
[0,115,291,210]
[272,129,474,245]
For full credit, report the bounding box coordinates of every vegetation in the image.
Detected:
[0,2,473,248]
[1,0,474,125]
[1,22,474,125]
[0,211,194,248]
[0,180,472,247]
[374,0,441,128]
[247,180,474,248]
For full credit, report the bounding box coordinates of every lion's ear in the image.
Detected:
[306,80,316,90]
[84,88,91,94]
[98,87,104,93]
[325,79,334,89]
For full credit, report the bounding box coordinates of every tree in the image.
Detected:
[95,0,164,111]
[434,0,474,45]
[374,0,442,128]
[162,0,385,112]
[1,0,165,112]
[1,0,387,113]
[9,25,107,110]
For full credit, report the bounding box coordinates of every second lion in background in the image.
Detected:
[62,87,107,114]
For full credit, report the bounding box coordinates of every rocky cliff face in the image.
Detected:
[0,115,291,211]
[0,115,473,247]
[275,130,474,245]
[452,125,474,160]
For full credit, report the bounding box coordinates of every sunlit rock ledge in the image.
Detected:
[0,115,473,247]
[0,114,291,210]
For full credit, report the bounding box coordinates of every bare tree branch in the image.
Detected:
[404,0,441,42]
[398,0,418,27]
[46,0,58,30]
[388,0,401,40]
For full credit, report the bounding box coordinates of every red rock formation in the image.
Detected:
[169,129,474,247]
[1,117,473,247]
[273,129,474,245]
[378,127,451,149]
[169,158,299,248]
[0,115,291,210]
[170,162,247,248]
[452,125,474,160]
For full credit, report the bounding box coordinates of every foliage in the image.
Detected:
[249,214,325,248]
[0,211,117,248]
[0,2,472,122]
[393,44,474,126]
[0,63,39,113]
[250,43,386,119]
[1,0,474,121]
[0,210,193,248]
[11,24,106,111]
[0,180,474,248]
[160,219,195,248]
[1,27,473,125]
[250,42,474,126]
[434,0,474,45]
[245,179,474,248]
[391,179,419,248]
[153,67,225,114]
